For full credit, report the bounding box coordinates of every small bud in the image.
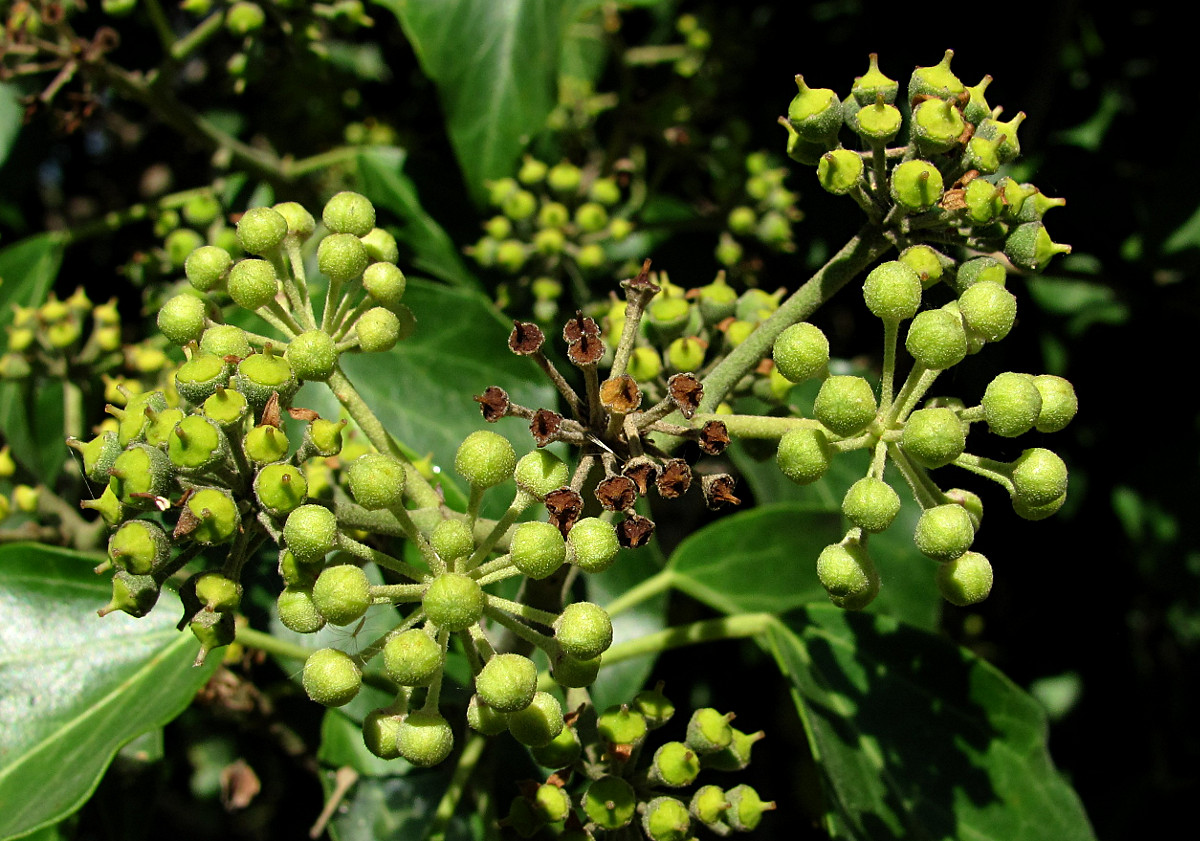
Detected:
[277,587,326,633]
[508,691,564,748]
[901,407,966,469]
[423,573,484,631]
[908,50,964,101]
[317,233,370,282]
[649,741,701,788]
[1032,375,1077,433]
[323,191,376,238]
[788,76,843,145]
[511,520,567,579]
[725,784,776,832]
[642,797,691,841]
[906,309,967,371]
[937,551,993,606]
[227,259,279,311]
[776,427,832,485]
[184,488,240,544]
[553,602,613,660]
[815,375,878,437]
[914,504,975,562]
[346,452,407,510]
[566,517,620,572]
[817,541,879,609]
[476,653,538,713]
[1011,448,1068,509]
[842,477,901,533]
[583,776,636,830]
[1005,222,1071,272]
[283,504,339,564]
[383,628,443,686]
[817,149,864,195]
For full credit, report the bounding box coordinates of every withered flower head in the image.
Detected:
[529,408,563,447]
[288,407,321,422]
[622,456,660,496]
[697,420,731,456]
[474,386,510,422]
[545,487,584,536]
[508,321,545,355]
[656,458,693,498]
[616,513,656,548]
[599,375,642,414]
[701,473,741,510]
[562,311,601,343]
[621,258,659,296]
[567,333,605,366]
[595,475,638,512]
[667,373,703,419]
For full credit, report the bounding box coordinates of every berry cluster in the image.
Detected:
[716,152,802,270]
[504,685,773,840]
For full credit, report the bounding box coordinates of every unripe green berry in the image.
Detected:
[554,601,613,660]
[467,695,509,736]
[361,227,399,264]
[167,414,226,472]
[863,261,922,322]
[642,797,691,841]
[108,520,170,575]
[356,307,402,353]
[911,98,966,155]
[423,573,484,631]
[100,570,160,618]
[956,256,1007,291]
[430,518,474,565]
[963,177,999,223]
[506,191,539,222]
[200,324,252,359]
[686,708,734,754]
[772,322,829,382]
[346,452,406,510]
[508,691,564,748]
[306,418,345,457]
[597,704,648,747]
[383,628,443,686]
[1032,375,1077,433]
[272,202,315,241]
[517,158,547,185]
[158,294,208,346]
[567,517,619,573]
[454,430,516,489]
[227,259,279,310]
[533,227,565,256]
[225,1,265,35]
[175,352,232,406]
[318,233,369,282]
[690,785,731,827]
[286,330,338,381]
[589,176,621,205]
[243,424,290,465]
[842,477,902,532]
[236,207,288,255]
[628,346,664,382]
[323,191,376,237]
[547,161,582,194]
[814,375,878,437]
[817,149,864,195]
[890,160,944,212]
[702,726,764,772]
[909,50,964,100]
[914,504,975,562]
[362,709,403,760]
[109,444,173,506]
[851,53,898,105]
[906,309,967,370]
[311,564,370,626]
[531,783,571,824]
[185,488,239,544]
[193,571,241,613]
[476,653,538,713]
[776,427,832,485]
[937,551,993,606]
[899,245,944,286]
[1005,222,1071,272]
[114,391,169,447]
[71,431,121,484]
[303,648,362,707]
[725,784,776,832]
[530,725,581,768]
[976,112,1025,164]
[550,652,600,688]
[650,741,702,787]
[851,99,902,143]
[164,228,203,269]
[901,407,966,469]
[697,274,738,324]
[1011,447,1068,508]
[959,280,1017,343]
[277,587,326,633]
[284,504,339,563]
[396,710,454,767]
[787,76,843,144]
[511,520,566,579]
[633,684,675,728]
[362,262,406,307]
[514,450,570,500]
[983,372,1043,438]
[584,776,636,830]
[817,542,879,609]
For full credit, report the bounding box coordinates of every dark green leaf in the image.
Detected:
[339,279,554,513]
[356,148,480,289]
[323,767,474,841]
[0,543,218,839]
[767,607,1096,841]
[320,702,411,778]
[0,83,21,171]
[377,0,582,202]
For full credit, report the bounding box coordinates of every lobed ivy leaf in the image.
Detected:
[767,607,1097,841]
[0,543,219,840]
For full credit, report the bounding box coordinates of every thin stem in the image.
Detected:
[698,226,892,414]
[466,495,531,570]
[952,452,1016,493]
[483,606,557,654]
[170,11,226,61]
[237,626,315,662]
[426,733,488,841]
[886,443,944,510]
[879,319,900,413]
[701,412,820,440]
[337,533,429,583]
[485,596,559,628]
[602,613,776,666]
[603,569,674,618]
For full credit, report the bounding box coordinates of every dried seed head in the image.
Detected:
[697,420,731,455]
[600,375,642,414]
[656,458,693,498]
[530,409,563,447]
[667,373,703,419]
[562,312,601,343]
[617,513,656,548]
[701,474,741,509]
[622,457,660,496]
[545,487,584,536]
[509,321,545,355]
[595,475,638,512]
[475,386,510,422]
[568,333,605,366]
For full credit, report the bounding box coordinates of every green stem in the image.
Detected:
[886,443,944,510]
[697,412,819,440]
[486,596,559,628]
[426,733,488,841]
[698,226,892,413]
[952,452,1015,493]
[337,533,429,583]
[602,613,776,666]
[484,605,557,653]
[879,319,900,413]
[236,626,314,662]
[603,569,674,618]
[170,11,226,62]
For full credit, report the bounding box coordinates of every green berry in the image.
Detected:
[454,430,516,489]
[361,227,399,264]
[816,542,879,609]
[863,261,922,322]
[277,587,326,633]
[1011,448,1068,508]
[175,352,233,406]
[1005,222,1071,272]
[914,504,975,562]
[956,256,1007,292]
[546,161,582,194]
[69,431,121,484]
[423,573,484,631]
[305,418,345,457]
[976,112,1025,164]
[686,708,734,754]
[164,229,203,269]
[899,245,944,287]
[814,375,877,437]
[508,691,564,748]
[475,653,537,713]
[227,259,279,311]
[243,424,289,465]
[356,307,403,353]
[850,98,902,143]
[185,488,239,544]
[430,518,474,565]
[575,202,608,233]
[114,390,169,447]
[510,521,566,579]
[772,322,829,382]
[667,336,707,372]
[193,571,241,613]
[696,274,738,324]
[530,725,581,768]
[237,349,299,410]
[283,504,339,563]
[842,477,901,532]
[532,783,571,824]
[787,76,842,144]
[597,704,648,746]
[158,294,208,346]
[318,233,369,282]
[937,551,993,606]
[200,324,252,359]
[642,797,691,841]
[236,207,288,255]
[108,520,170,575]
[272,201,315,241]
[383,628,443,686]
[583,776,636,830]
[303,648,362,707]
[911,98,966,155]
[311,564,370,626]
[397,710,454,767]
[550,652,600,688]
[363,262,406,307]
[362,709,403,760]
[690,785,731,827]
[702,727,764,772]
[346,452,406,510]
[983,372,1043,438]
[901,407,966,469]
[567,517,619,573]
[167,414,226,472]
[589,177,621,205]
[225,1,265,35]
[202,389,248,429]
[776,427,832,485]
[517,158,547,185]
[906,309,967,370]
[514,450,570,500]
[851,53,898,105]
[725,784,775,832]
[99,570,160,618]
[554,602,613,660]
[323,192,376,237]
[108,444,173,506]
[466,695,509,736]
[890,160,944,212]
[633,683,675,728]
[286,330,338,381]
[963,177,1000,222]
[650,741,701,787]
[817,149,864,195]
[959,280,1016,343]
[908,50,964,100]
[1032,375,1077,433]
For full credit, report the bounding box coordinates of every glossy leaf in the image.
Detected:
[0,83,21,170]
[377,0,582,202]
[322,767,474,841]
[767,607,1096,841]
[0,543,219,839]
[355,147,479,289]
